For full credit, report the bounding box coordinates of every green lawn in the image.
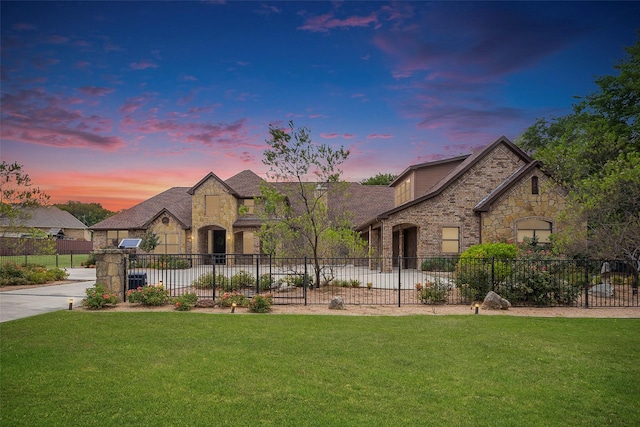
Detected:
[1,312,639,426]
[0,253,89,269]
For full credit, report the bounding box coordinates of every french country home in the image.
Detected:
[91,136,568,270]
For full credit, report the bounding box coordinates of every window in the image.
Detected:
[531,176,539,195]
[395,178,411,206]
[243,231,254,254]
[107,230,128,247]
[205,195,219,216]
[517,219,552,243]
[442,227,460,253]
[155,233,180,254]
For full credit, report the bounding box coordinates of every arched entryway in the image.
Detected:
[198,226,227,264]
[392,223,419,269]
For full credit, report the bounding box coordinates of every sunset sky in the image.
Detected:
[1,1,638,211]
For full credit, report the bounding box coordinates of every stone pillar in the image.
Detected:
[95,249,128,302]
[382,223,394,273]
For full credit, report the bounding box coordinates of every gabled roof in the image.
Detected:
[145,208,190,229]
[362,136,532,225]
[390,155,469,187]
[188,172,238,196]
[0,206,87,229]
[225,170,264,198]
[91,187,192,230]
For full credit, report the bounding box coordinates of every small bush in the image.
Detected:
[192,273,228,289]
[83,252,97,267]
[421,257,457,272]
[281,274,311,288]
[249,293,273,313]
[0,262,69,286]
[174,293,198,311]
[217,291,249,308]
[127,284,171,306]
[148,255,191,270]
[230,270,256,289]
[417,280,450,305]
[259,274,274,291]
[82,283,118,309]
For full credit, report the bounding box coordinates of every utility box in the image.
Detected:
[128,273,147,290]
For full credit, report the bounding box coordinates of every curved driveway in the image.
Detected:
[0,268,96,323]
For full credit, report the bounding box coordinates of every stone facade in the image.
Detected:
[480,169,567,243]
[364,138,570,271]
[95,249,127,301]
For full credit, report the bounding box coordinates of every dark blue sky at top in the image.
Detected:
[1,1,638,210]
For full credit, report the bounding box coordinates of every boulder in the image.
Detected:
[482,291,511,310]
[589,283,614,298]
[328,296,346,310]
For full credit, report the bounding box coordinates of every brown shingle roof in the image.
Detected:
[0,206,87,229]
[225,170,264,198]
[91,187,192,230]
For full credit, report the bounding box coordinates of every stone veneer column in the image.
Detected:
[95,249,127,302]
[381,223,393,273]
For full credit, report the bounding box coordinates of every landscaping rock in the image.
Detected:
[590,283,614,298]
[482,291,511,310]
[195,299,216,308]
[328,296,346,310]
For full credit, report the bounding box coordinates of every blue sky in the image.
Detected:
[1,1,638,210]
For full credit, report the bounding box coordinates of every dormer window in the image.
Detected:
[395,178,411,206]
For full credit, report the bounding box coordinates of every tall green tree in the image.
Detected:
[517,36,640,268]
[55,201,115,226]
[360,173,397,186]
[0,161,50,227]
[258,121,368,287]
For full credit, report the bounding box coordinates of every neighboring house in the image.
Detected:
[357,136,568,271]
[91,136,569,270]
[0,205,90,240]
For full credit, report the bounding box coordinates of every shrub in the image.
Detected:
[148,255,191,270]
[192,272,228,289]
[281,274,311,288]
[0,262,69,286]
[83,252,97,267]
[417,280,450,305]
[455,243,517,300]
[421,257,457,272]
[82,283,118,309]
[174,293,198,311]
[127,284,171,306]
[230,270,255,289]
[248,293,273,313]
[217,291,249,308]
[259,274,274,291]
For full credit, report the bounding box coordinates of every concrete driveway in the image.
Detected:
[0,268,96,323]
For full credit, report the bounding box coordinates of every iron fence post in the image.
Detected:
[584,259,589,308]
[491,257,495,291]
[212,259,216,301]
[304,256,307,306]
[255,254,260,295]
[398,256,401,307]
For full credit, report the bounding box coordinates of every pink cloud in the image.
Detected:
[342,134,356,139]
[78,86,114,97]
[119,96,150,114]
[129,61,158,70]
[46,35,70,44]
[320,132,339,139]
[0,89,124,150]
[367,133,393,139]
[299,12,378,32]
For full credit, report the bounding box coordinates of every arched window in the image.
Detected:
[531,176,539,195]
[516,219,552,243]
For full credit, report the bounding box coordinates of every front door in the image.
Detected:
[213,230,226,264]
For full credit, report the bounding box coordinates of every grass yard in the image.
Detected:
[1,312,639,426]
[0,254,90,269]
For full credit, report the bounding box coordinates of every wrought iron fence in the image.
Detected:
[124,254,639,308]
